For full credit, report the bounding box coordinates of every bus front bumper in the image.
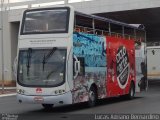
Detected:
[17,91,73,107]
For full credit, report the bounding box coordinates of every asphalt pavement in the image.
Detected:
[0,80,160,120]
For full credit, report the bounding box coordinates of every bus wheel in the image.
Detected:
[42,104,53,110]
[88,86,97,107]
[127,82,135,100]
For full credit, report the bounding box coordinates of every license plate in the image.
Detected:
[34,96,44,103]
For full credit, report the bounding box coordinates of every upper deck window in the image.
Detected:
[21,7,70,35]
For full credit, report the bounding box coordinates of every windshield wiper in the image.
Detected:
[42,47,57,71]
[26,48,32,76]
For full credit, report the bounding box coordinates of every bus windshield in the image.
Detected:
[17,48,66,87]
[21,7,70,34]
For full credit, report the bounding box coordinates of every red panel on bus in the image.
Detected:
[106,36,135,97]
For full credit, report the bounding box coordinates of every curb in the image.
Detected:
[0,93,16,97]
[0,87,16,90]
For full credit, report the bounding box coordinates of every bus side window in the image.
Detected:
[110,23,123,38]
[124,27,135,40]
[94,19,109,36]
[77,57,85,76]
[75,14,93,34]
[136,30,145,42]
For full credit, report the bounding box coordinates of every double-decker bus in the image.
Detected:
[14,5,147,109]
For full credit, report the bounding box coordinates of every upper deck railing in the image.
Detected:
[74,25,143,42]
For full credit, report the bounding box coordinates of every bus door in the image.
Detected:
[72,56,88,103]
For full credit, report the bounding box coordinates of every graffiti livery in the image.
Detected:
[73,32,145,103]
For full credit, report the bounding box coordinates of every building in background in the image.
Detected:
[0,0,160,86]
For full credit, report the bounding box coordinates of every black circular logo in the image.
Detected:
[116,46,129,88]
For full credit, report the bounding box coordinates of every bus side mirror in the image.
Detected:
[73,55,80,79]
[75,61,80,73]
[73,56,85,79]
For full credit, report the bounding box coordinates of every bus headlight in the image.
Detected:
[55,90,58,94]
[17,89,25,95]
[54,89,65,95]
[59,90,62,94]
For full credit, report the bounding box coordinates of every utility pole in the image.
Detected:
[0,0,4,94]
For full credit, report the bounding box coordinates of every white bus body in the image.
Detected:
[16,6,74,107]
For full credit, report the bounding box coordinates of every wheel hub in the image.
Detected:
[130,87,134,97]
[89,91,95,101]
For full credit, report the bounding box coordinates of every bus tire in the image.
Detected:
[127,82,135,100]
[42,104,53,110]
[88,86,97,107]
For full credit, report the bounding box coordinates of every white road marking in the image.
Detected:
[0,93,16,98]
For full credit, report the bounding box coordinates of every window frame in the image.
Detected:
[20,7,70,35]
[17,48,67,88]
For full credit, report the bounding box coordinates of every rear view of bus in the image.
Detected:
[16,6,74,109]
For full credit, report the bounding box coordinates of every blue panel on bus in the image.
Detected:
[73,32,106,67]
